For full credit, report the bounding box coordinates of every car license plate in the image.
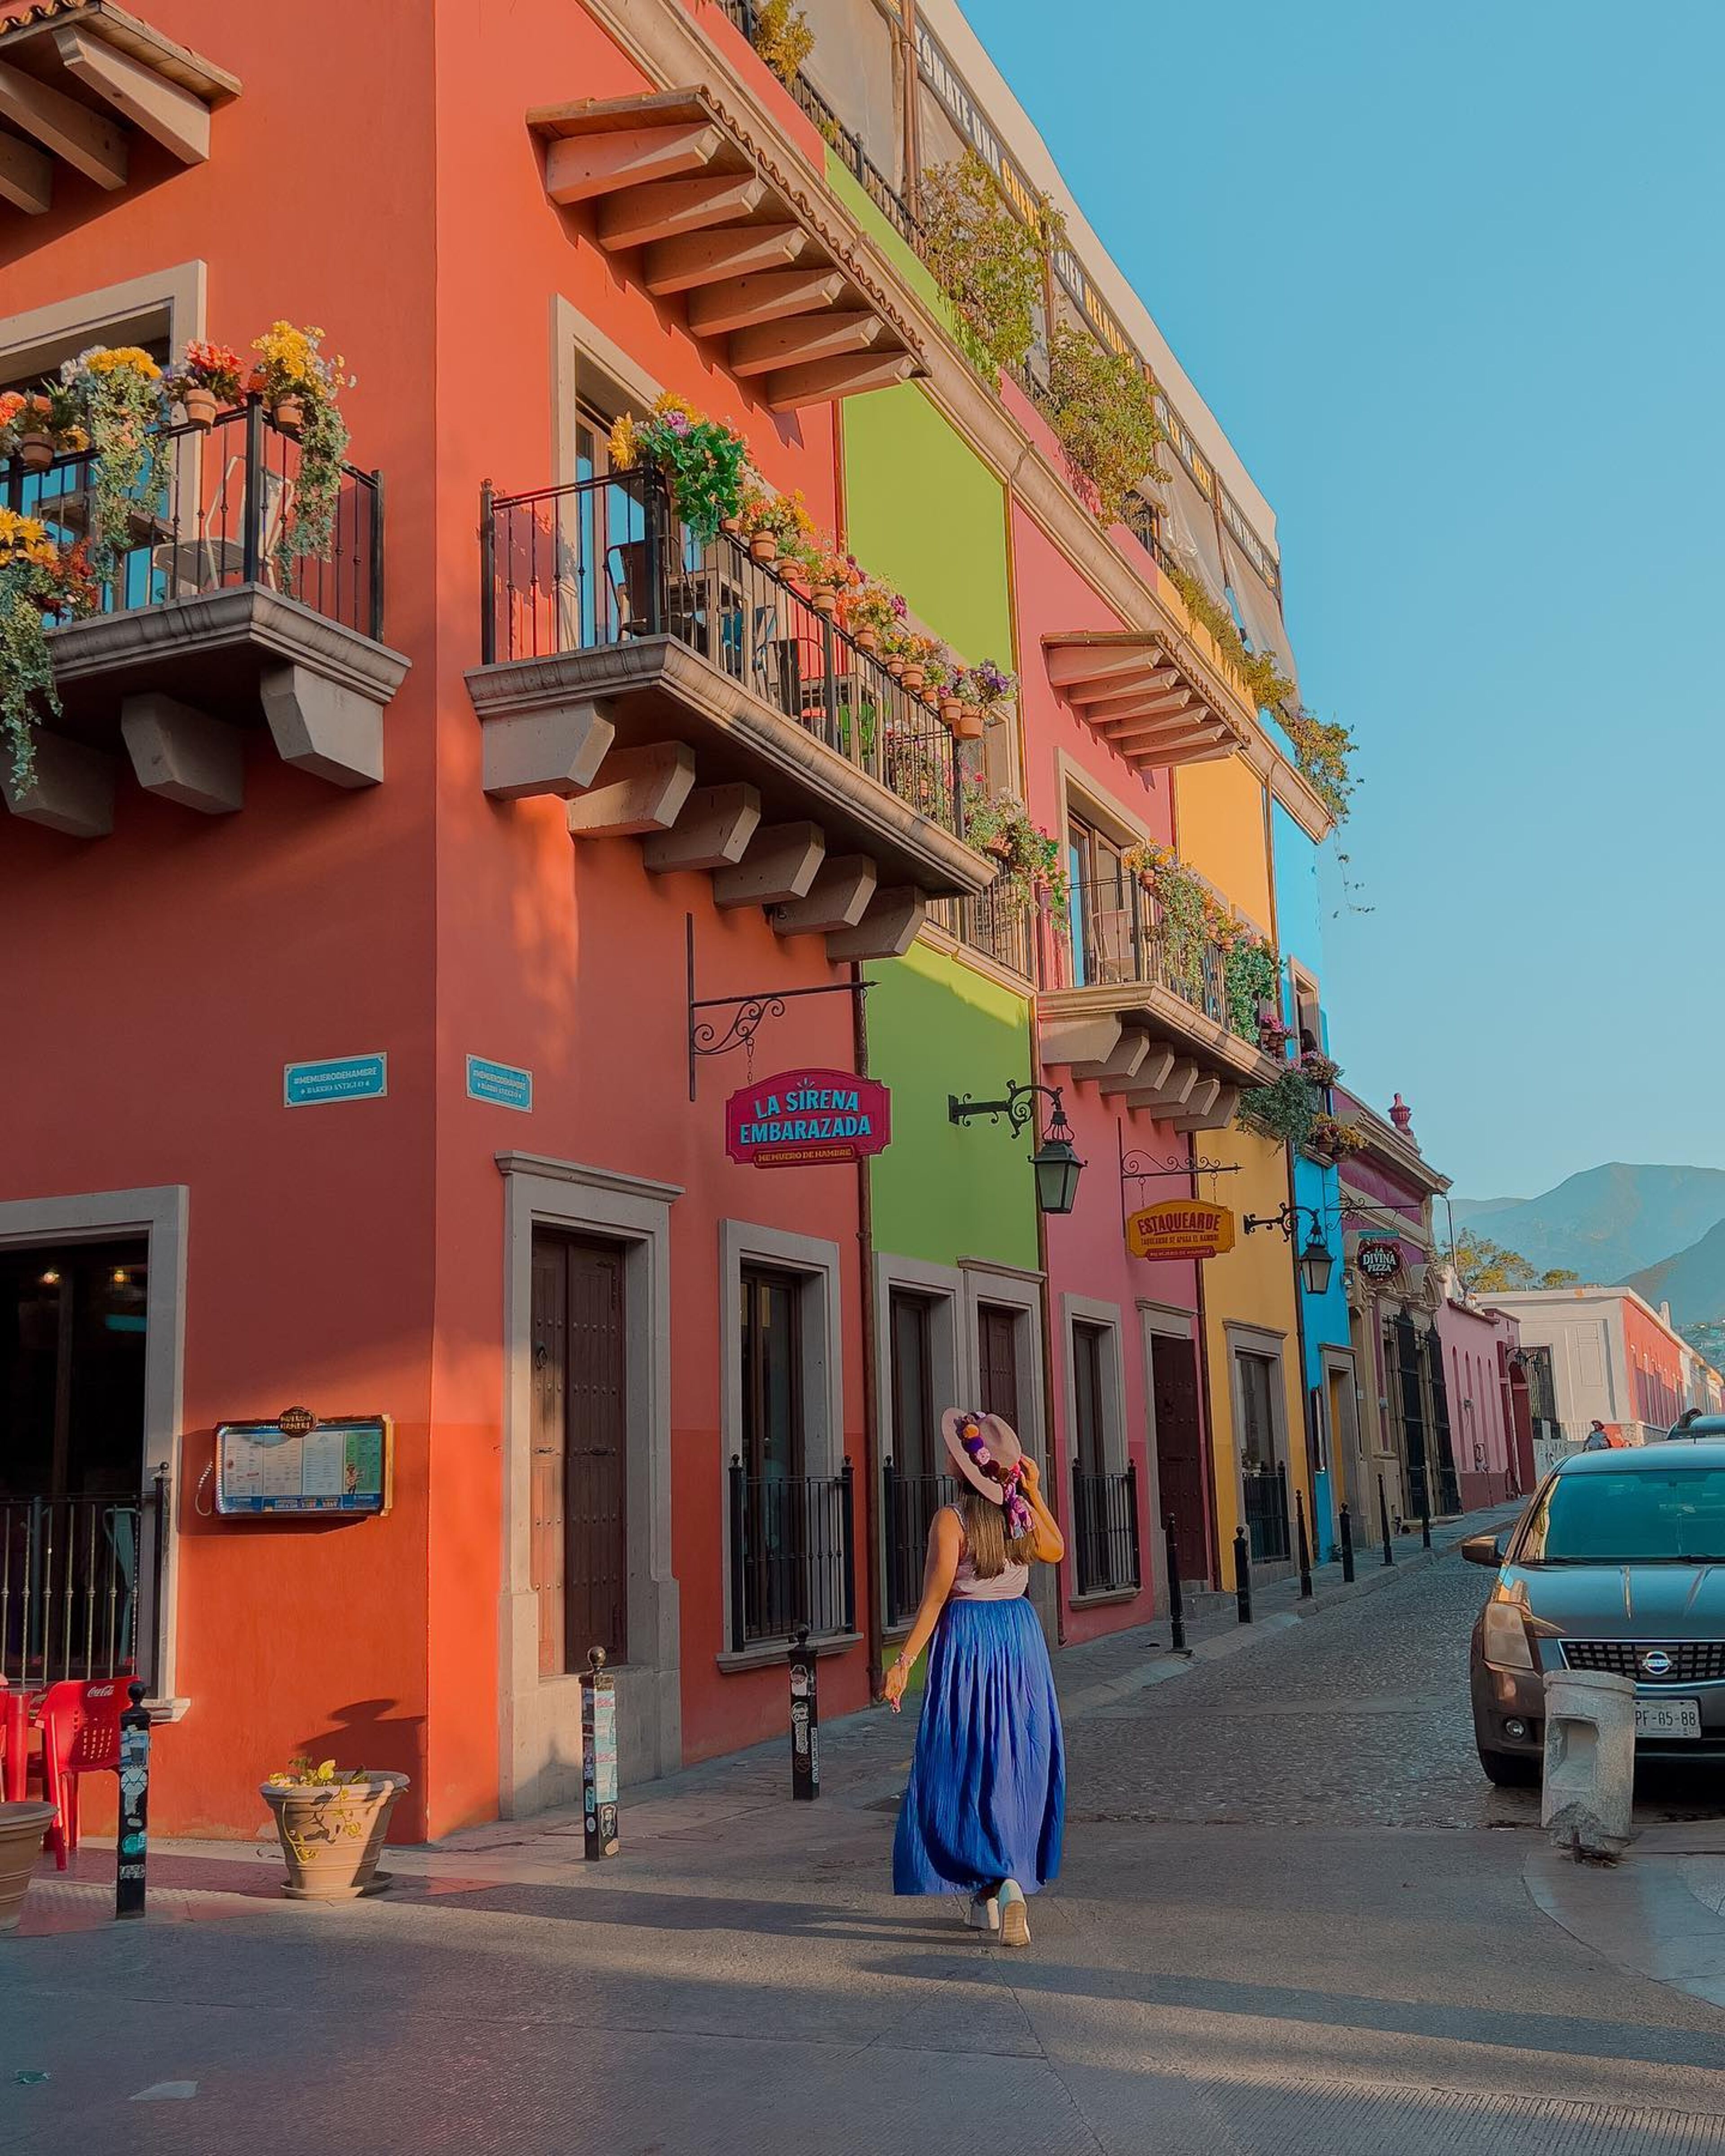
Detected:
[1636,1697,1702,1739]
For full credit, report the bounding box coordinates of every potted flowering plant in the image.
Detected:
[805,545,854,619]
[952,658,1016,742]
[899,632,943,697]
[608,394,748,540]
[0,388,83,474]
[1257,1012,1296,1056]
[1298,1047,1341,1089]
[962,784,1069,913]
[165,340,245,429]
[0,508,98,791]
[58,346,168,561]
[260,1754,409,1901]
[736,477,814,566]
[252,323,353,564]
[841,575,904,655]
[1305,1112,1367,1163]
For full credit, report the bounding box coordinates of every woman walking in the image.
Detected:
[886,1408,1066,1947]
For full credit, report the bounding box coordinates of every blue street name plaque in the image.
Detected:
[466,1055,533,1112]
[283,1052,388,1107]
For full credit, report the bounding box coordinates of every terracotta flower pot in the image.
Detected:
[854,626,879,653]
[982,835,1014,862]
[900,665,925,693]
[885,655,905,678]
[748,532,777,563]
[271,393,305,437]
[18,432,54,474]
[180,385,219,430]
[260,1772,408,1901]
[951,707,986,742]
[810,587,837,618]
[720,515,742,535]
[0,1803,54,1934]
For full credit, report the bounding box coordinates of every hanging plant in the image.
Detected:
[960,783,1069,915]
[0,509,98,792]
[1280,704,1357,822]
[917,150,1053,379]
[1045,321,1168,526]
[1298,1047,1341,1088]
[736,475,815,564]
[1306,1111,1368,1161]
[609,394,749,541]
[1223,936,1281,1040]
[1161,556,1296,721]
[748,0,814,82]
[1237,1066,1321,1153]
[58,346,168,569]
[164,340,246,429]
[252,323,353,566]
[956,658,1017,715]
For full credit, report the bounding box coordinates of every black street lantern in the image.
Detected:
[1297,1221,1336,1298]
[949,1080,1086,1218]
[1244,1200,1335,1297]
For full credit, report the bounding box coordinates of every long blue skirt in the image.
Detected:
[893,1596,1065,1897]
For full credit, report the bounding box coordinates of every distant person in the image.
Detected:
[1582,1420,1612,1451]
[1674,1409,1703,1435]
[887,1409,1066,1948]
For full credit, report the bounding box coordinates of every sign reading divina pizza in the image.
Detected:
[1355,1238,1403,1283]
[1126,1200,1236,1261]
[725,1068,892,1169]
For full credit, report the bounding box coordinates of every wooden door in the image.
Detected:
[531,1232,628,1672]
[977,1304,1020,1431]
[1151,1334,1209,1586]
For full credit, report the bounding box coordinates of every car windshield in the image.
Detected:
[1522,1467,1725,1564]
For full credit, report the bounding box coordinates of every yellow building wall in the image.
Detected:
[1173,754,1306,1567]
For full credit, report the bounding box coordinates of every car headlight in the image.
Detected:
[1482,1599,1535,1671]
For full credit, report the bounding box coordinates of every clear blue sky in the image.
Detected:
[971,0,1725,1199]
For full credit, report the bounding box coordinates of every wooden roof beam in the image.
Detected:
[54,24,211,164]
[644,221,809,295]
[544,119,720,204]
[0,123,51,212]
[686,266,846,337]
[0,57,127,189]
[1044,642,1153,689]
[764,349,917,411]
[730,311,883,379]
[596,172,765,252]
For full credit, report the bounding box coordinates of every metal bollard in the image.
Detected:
[1378,1474,1395,1566]
[1164,1513,1187,1654]
[1233,1526,1252,1625]
[581,1646,620,1860]
[115,1681,150,1922]
[1339,1503,1356,1583]
[1295,1489,1314,1599]
[789,1625,820,1800]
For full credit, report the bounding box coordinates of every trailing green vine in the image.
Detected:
[917,150,1050,379]
[60,347,167,572]
[1162,557,1292,716]
[0,510,97,791]
[1280,706,1356,822]
[1045,322,1168,525]
[1238,1066,1320,1152]
[1224,937,1281,1039]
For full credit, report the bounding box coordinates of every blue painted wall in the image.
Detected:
[1273,803,1352,1557]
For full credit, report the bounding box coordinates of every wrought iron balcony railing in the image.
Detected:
[6,396,383,644]
[928,880,1037,981]
[0,1486,168,1689]
[727,1458,857,1651]
[1041,866,1238,1033]
[1073,1463,1141,1597]
[881,1462,964,1627]
[481,469,965,845]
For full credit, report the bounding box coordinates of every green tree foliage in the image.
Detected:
[917,150,1048,379]
[1453,1231,1582,1294]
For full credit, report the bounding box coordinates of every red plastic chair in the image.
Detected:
[37,1678,128,1871]
[0,1680,34,1803]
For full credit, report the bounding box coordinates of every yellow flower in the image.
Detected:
[608,413,640,470]
[87,345,161,379]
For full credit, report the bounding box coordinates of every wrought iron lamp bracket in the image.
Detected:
[1121,1149,1241,1185]
[686,914,871,1099]
[947,1078,1066,1138]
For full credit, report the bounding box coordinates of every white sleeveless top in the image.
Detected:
[947,1506,1031,1601]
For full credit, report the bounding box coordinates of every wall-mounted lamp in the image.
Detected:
[1243,1202,1335,1297]
[948,1080,1086,1217]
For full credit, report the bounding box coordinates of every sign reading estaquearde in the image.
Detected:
[725,1067,892,1169]
[1356,1239,1403,1282]
[1126,1201,1236,1260]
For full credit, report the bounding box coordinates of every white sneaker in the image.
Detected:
[998,1879,1030,1948]
[966,1890,1000,1933]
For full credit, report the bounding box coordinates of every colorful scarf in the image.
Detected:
[957,1414,1034,1541]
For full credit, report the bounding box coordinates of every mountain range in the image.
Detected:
[1454,1165,1725,1293]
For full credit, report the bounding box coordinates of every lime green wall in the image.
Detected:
[841,385,1013,667]
[824,157,949,322]
[868,941,1039,1272]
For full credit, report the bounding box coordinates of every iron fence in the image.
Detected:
[1041,866,1243,1034]
[727,1458,856,1652]
[482,468,964,840]
[1073,1463,1141,1597]
[0,1493,142,1687]
[5,396,383,642]
[1242,1460,1291,1564]
[882,1461,963,1627]
[928,880,1038,980]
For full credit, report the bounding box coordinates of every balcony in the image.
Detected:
[526,87,925,411]
[4,401,405,839]
[1036,869,1276,1130]
[470,470,991,956]
[927,879,1037,983]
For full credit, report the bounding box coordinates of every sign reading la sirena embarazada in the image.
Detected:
[725,1067,892,1169]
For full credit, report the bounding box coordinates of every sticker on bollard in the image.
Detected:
[789,1625,819,1800]
[116,1681,150,1921]
[581,1647,620,1860]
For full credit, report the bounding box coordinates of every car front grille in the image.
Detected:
[1563,1639,1725,1684]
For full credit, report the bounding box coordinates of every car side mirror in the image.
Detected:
[1460,1533,1504,1568]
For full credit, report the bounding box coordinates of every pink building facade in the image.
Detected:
[1435,1292,1522,1511]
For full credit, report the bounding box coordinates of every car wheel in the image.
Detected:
[1477,1745,1539,1788]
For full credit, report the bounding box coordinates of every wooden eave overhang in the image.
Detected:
[1035,984,1280,1133]
[0,0,238,214]
[1042,629,1247,771]
[527,87,928,412]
